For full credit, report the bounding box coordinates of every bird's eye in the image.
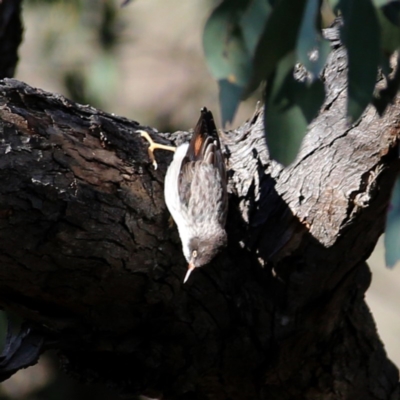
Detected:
[192,250,198,258]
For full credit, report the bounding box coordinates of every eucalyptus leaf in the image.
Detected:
[339,0,380,122]
[248,0,307,96]
[203,1,252,86]
[218,79,243,126]
[265,53,325,165]
[377,5,400,54]
[297,0,331,78]
[381,0,400,26]
[203,0,254,124]
[240,0,271,54]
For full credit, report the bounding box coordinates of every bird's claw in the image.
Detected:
[137,130,175,170]
[138,130,159,170]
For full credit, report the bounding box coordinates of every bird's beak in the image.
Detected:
[183,262,195,284]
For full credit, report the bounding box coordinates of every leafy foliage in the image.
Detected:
[203,0,400,165]
[203,0,400,269]
[265,53,325,165]
[339,0,380,123]
[203,0,270,125]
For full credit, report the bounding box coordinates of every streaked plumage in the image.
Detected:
[164,108,228,282]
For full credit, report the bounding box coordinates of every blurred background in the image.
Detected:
[0,0,396,398]
[17,0,257,132]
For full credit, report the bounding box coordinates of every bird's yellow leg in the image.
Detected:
[137,130,176,170]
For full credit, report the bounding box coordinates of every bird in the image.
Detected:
[138,108,228,283]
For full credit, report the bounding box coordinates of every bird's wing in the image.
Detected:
[186,107,219,162]
[178,108,226,209]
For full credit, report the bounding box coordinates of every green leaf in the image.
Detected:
[204,0,272,125]
[203,1,251,86]
[265,52,325,165]
[249,0,307,93]
[339,0,380,123]
[385,174,400,268]
[381,1,400,26]
[218,79,243,127]
[377,4,400,54]
[240,0,272,54]
[297,0,331,78]
[203,0,253,124]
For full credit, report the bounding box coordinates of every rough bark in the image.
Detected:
[0,30,399,400]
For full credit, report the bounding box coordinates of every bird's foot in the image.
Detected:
[137,130,176,170]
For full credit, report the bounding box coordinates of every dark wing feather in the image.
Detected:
[178,108,227,210]
[187,107,220,161]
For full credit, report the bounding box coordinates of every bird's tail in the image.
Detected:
[187,107,221,162]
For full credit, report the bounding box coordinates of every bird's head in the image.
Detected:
[183,231,227,283]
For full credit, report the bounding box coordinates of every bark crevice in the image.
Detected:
[0,25,398,399]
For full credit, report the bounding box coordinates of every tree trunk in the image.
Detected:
[0,28,399,399]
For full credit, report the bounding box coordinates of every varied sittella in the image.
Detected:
[138,108,228,283]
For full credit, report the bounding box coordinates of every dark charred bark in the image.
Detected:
[0,29,399,399]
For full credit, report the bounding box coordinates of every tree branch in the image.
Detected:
[0,26,398,399]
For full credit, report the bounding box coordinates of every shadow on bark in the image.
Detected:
[0,24,398,400]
